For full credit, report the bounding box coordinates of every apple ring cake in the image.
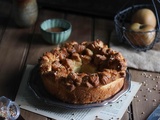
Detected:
[39,40,127,104]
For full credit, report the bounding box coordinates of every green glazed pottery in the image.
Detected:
[40,19,72,45]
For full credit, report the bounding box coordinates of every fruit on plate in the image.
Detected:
[131,8,157,28]
[126,23,156,46]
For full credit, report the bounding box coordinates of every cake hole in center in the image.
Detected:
[77,64,97,74]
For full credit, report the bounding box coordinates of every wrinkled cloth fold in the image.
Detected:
[110,31,160,72]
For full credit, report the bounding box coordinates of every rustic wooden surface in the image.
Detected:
[0,0,159,120]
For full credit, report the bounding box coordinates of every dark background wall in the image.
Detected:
[37,0,155,19]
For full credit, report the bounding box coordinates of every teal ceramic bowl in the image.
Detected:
[40,19,72,44]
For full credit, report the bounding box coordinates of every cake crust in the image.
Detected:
[39,40,127,104]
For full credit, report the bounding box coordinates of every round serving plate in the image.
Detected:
[28,65,131,109]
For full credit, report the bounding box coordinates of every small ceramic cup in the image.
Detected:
[40,19,72,45]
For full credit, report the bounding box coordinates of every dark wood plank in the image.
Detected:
[0,0,31,99]
[66,13,93,42]
[0,0,11,37]
[0,25,32,97]
[19,109,48,120]
[121,111,130,120]
[94,18,114,44]
[130,69,160,120]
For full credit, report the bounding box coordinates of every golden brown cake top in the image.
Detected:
[39,39,127,91]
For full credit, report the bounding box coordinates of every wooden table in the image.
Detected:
[0,1,159,120]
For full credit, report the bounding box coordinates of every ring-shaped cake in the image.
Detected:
[39,40,127,104]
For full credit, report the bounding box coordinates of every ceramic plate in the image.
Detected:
[28,65,131,109]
